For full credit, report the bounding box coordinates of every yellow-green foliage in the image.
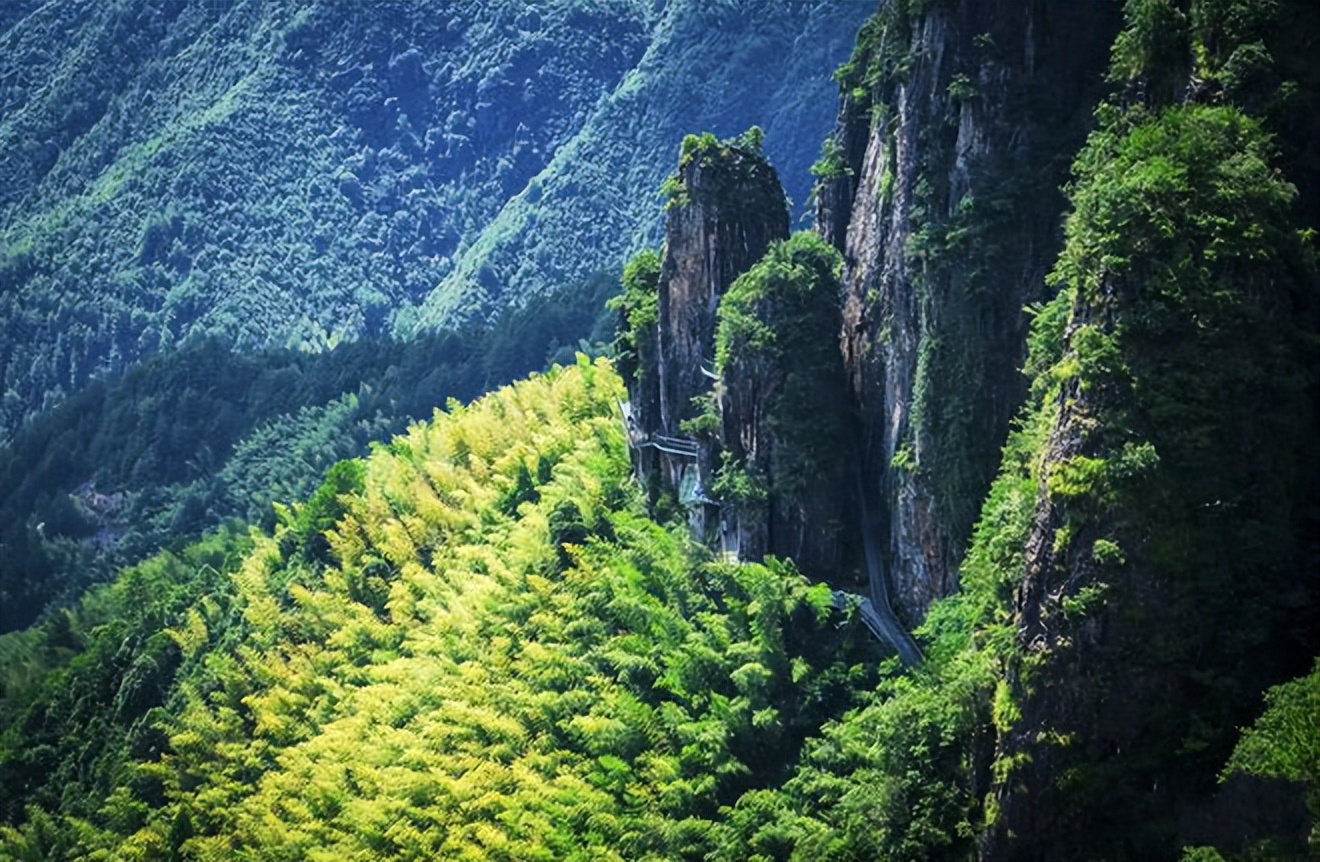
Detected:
[1223,662,1320,831]
[0,357,862,860]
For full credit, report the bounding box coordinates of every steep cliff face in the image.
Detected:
[977,1,1320,854]
[656,136,789,440]
[619,133,788,517]
[981,103,1318,862]
[819,1,1119,621]
[621,136,862,588]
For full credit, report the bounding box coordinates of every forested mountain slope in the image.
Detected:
[0,0,865,438]
[2,0,1319,860]
[0,358,883,859]
[0,0,866,633]
[0,295,601,633]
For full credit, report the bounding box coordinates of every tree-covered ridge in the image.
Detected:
[0,0,869,439]
[0,272,620,635]
[0,358,879,860]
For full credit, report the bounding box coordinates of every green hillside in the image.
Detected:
[0,275,618,633]
[0,0,868,437]
[0,0,867,632]
[1,0,1318,859]
[0,358,881,859]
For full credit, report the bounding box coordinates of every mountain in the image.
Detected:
[0,0,868,633]
[0,0,868,437]
[805,0,1320,856]
[2,0,1319,859]
[604,0,1320,855]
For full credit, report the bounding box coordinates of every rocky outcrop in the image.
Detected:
[625,137,869,593]
[713,233,857,582]
[818,1,1119,622]
[977,20,1320,854]
[623,135,788,529]
[656,139,789,441]
[981,182,1318,862]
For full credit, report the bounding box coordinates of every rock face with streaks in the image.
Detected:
[622,135,787,523]
[816,0,1119,622]
[656,139,789,443]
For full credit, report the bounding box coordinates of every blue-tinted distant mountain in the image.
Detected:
[0,0,870,435]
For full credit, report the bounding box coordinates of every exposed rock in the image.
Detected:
[981,101,1319,860]
[624,135,788,536]
[819,0,1119,622]
[656,140,789,441]
[713,233,857,582]
[627,137,861,590]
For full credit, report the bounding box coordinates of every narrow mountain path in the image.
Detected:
[857,476,924,666]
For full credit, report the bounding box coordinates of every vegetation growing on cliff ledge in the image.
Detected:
[709,232,853,561]
[660,127,778,214]
[607,248,661,393]
[980,97,1318,861]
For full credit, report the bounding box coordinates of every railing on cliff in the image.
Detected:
[830,590,920,664]
[622,399,920,664]
[620,401,702,459]
[648,434,700,458]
